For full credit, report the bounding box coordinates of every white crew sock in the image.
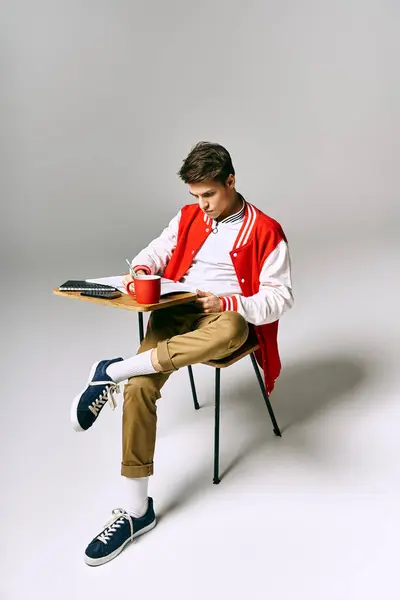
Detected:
[123,476,149,518]
[106,350,158,383]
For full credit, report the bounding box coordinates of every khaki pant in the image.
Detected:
[121,303,249,477]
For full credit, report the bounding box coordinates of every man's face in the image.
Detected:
[188,175,236,221]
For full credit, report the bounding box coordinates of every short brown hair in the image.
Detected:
[178,141,235,185]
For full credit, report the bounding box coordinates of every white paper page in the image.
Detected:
[85,276,197,296]
[159,279,198,296]
[86,275,127,292]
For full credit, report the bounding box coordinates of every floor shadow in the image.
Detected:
[156,468,212,524]
[159,353,371,509]
[219,352,370,479]
[269,353,368,430]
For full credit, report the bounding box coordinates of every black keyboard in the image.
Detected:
[80,289,121,298]
[59,280,118,291]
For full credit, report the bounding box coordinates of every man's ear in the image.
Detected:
[226,174,235,188]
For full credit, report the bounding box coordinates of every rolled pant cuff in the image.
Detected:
[121,462,154,477]
[157,340,178,372]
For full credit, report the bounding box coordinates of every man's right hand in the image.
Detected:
[122,270,147,289]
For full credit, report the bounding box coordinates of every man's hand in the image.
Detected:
[122,270,147,288]
[196,289,222,313]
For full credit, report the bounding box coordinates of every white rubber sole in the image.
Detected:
[70,360,102,432]
[84,518,157,567]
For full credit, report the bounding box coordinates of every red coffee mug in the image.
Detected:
[126,275,161,304]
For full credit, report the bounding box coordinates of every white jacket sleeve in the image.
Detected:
[131,210,181,275]
[222,239,294,326]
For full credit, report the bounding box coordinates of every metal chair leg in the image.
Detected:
[213,368,221,484]
[250,353,282,437]
[187,365,200,410]
[138,313,144,343]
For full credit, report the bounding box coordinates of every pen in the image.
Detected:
[125,258,138,278]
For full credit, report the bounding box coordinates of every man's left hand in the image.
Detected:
[196,290,222,313]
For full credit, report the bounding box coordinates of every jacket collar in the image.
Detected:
[233,201,257,250]
[201,200,257,250]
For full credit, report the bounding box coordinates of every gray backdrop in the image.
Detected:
[2,0,399,279]
[1,1,400,598]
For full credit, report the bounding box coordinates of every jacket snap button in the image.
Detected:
[241,278,245,283]
[233,252,237,257]
[192,250,195,254]
[206,228,209,233]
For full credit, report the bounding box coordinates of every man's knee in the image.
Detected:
[218,312,249,350]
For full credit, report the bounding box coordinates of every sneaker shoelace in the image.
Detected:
[88,380,121,415]
[97,509,134,545]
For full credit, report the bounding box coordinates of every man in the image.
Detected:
[71,141,294,566]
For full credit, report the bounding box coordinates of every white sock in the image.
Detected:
[106,350,158,383]
[123,476,149,518]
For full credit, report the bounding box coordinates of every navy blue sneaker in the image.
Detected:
[84,498,157,566]
[70,358,124,432]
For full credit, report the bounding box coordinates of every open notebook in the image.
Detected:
[85,275,198,297]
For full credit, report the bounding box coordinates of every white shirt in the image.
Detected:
[181,201,245,295]
[131,203,294,325]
